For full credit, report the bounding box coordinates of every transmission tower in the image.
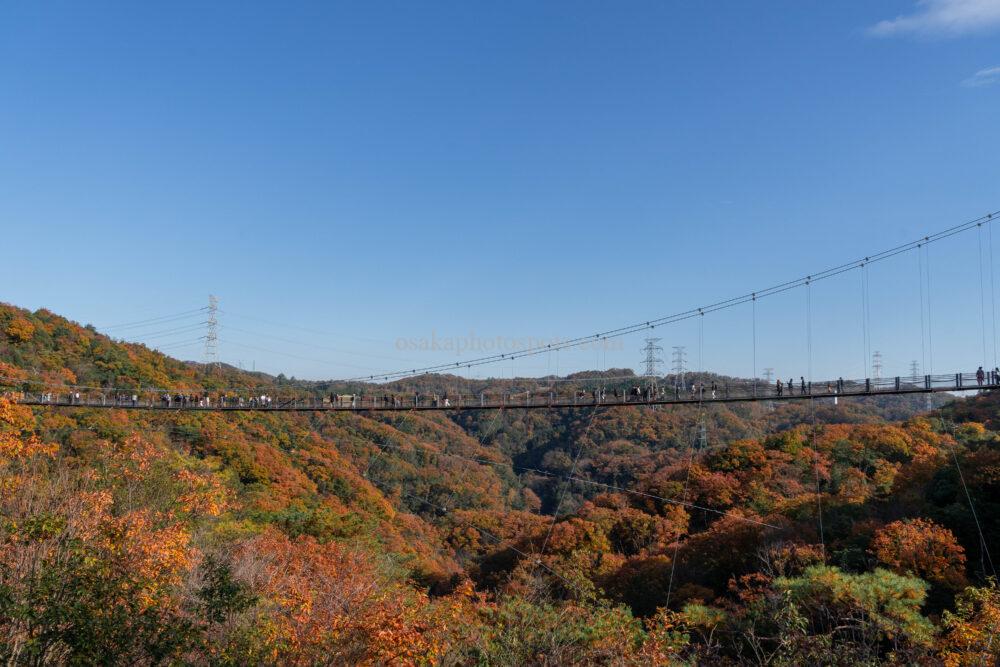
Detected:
[761,368,775,411]
[205,295,219,369]
[872,351,883,381]
[671,346,688,387]
[910,361,931,410]
[640,338,664,382]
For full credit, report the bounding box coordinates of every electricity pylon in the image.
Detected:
[672,346,688,388]
[205,295,219,370]
[640,338,664,384]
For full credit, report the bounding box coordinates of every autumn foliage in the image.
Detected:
[871,518,968,589]
[4,302,1000,663]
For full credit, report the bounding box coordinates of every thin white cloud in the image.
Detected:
[869,0,1000,37]
[962,65,1000,86]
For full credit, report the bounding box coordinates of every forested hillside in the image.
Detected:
[2,301,999,664]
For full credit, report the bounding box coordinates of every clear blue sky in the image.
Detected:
[2,1,999,382]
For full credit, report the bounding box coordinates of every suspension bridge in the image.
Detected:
[8,372,992,412]
[8,210,998,605]
[4,209,1000,413]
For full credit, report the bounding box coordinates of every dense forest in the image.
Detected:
[2,301,999,665]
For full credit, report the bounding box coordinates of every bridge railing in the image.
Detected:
[5,370,996,410]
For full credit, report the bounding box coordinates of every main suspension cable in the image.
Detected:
[341,210,999,382]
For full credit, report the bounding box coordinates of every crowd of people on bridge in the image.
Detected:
[158,393,278,408]
[11,366,1000,410]
[775,376,827,396]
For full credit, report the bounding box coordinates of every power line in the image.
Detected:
[101,308,208,331]
[221,324,417,363]
[145,336,207,349]
[341,210,1000,382]
[376,482,590,599]
[364,409,591,599]
[105,314,208,336]
[120,323,208,341]
[101,307,207,331]
[219,309,388,345]
[538,407,599,561]
[666,406,707,609]
[362,415,779,530]
[945,426,996,580]
[219,339,386,372]
[811,398,826,562]
[362,410,417,479]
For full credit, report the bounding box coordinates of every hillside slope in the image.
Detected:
[2,301,1000,664]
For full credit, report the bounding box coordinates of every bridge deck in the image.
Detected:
[9,372,990,412]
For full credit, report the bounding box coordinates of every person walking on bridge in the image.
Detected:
[977,366,985,387]
[776,378,783,396]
